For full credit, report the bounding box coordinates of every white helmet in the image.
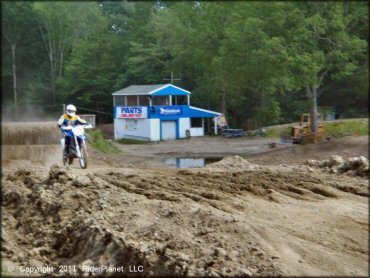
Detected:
[66,104,77,117]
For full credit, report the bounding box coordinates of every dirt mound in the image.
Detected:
[248,135,369,165]
[205,155,259,171]
[2,122,60,145]
[2,161,368,276]
[306,155,369,177]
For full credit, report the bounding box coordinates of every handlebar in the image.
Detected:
[62,124,93,130]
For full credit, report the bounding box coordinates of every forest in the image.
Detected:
[2,1,368,127]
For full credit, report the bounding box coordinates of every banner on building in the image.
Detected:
[217,114,228,128]
[125,119,138,131]
[158,106,182,115]
[116,106,148,118]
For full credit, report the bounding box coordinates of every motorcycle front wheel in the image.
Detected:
[79,144,88,169]
[63,153,74,166]
[63,154,68,166]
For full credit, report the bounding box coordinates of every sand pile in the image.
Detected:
[306,155,369,177]
[206,155,261,172]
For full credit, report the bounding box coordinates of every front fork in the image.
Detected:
[74,136,87,158]
[74,136,82,158]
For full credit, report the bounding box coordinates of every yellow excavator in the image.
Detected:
[291,113,324,144]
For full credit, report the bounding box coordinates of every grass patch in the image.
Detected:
[265,128,280,138]
[324,120,369,138]
[86,128,120,154]
[117,138,148,144]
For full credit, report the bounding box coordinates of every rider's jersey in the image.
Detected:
[57,114,86,130]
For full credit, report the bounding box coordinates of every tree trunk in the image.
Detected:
[96,102,100,125]
[11,43,18,120]
[305,83,313,131]
[311,83,318,133]
[260,92,266,108]
[51,60,56,105]
[59,47,64,78]
[221,82,226,115]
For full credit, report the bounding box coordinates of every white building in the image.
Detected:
[112,84,221,141]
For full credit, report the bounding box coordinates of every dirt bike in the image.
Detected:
[61,124,92,169]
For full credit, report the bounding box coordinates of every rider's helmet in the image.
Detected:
[66,104,77,117]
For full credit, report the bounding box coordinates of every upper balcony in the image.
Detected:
[112,84,190,107]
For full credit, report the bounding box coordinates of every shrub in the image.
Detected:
[324,120,369,138]
[86,128,120,154]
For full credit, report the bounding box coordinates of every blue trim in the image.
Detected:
[147,105,220,119]
[176,119,179,139]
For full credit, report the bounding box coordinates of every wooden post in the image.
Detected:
[63,104,66,114]
[214,117,218,135]
[163,71,181,84]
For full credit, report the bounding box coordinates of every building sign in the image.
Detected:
[125,119,138,131]
[116,106,147,119]
[159,106,182,115]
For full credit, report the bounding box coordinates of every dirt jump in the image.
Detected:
[1,122,368,277]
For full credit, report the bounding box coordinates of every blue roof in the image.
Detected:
[112,84,190,96]
[187,106,221,117]
[150,84,190,96]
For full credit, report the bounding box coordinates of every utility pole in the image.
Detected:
[163,71,182,105]
[163,71,181,84]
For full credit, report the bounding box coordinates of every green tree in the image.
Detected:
[287,2,368,132]
[1,2,36,117]
[33,2,103,104]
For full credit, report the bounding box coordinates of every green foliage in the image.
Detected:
[280,127,292,137]
[324,120,369,138]
[265,128,280,138]
[86,128,120,154]
[1,2,368,126]
[256,99,282,126]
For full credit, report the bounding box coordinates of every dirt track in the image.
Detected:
[1,122,369,277]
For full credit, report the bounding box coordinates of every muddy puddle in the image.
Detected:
[164,157,223,168]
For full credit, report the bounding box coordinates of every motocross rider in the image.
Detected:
[57,104,87,156]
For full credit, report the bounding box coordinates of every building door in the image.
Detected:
[162,121,177,140]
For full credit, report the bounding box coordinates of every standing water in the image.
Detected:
[164,157,223,168]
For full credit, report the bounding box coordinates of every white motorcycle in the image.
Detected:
[61,124,92,169]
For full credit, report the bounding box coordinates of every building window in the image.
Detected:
[173,95,187,105]
[138,95,149,106]
[114,96,125,106]
[152,96,170,106]
[191,118,203,128]
[127,96,138,106]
